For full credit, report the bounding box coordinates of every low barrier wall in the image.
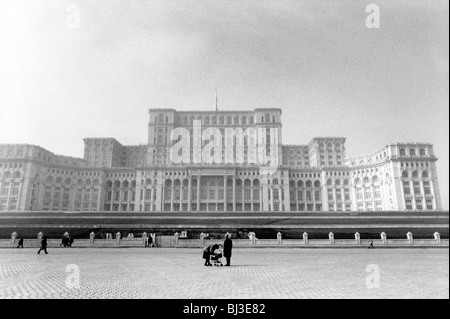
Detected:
[1,231,448,249]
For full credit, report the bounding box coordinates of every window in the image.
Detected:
[420,149,426,156]
[410,149,416,156]
[423,181,431,195]
[403,181,411,195]
[413,181,421,195]
[400,149,406,156]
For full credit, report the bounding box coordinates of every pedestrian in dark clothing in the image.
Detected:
[17,237,24,248]
[38,236,48,254]
[203,244,219,266]
[68,236,74,247]
[60,236,67,247]
[224,234,233,266]
[368,241,375,249]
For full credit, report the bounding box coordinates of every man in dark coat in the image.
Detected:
[224,233,233,266]
[17,237,24,248]
[38,236,48,254]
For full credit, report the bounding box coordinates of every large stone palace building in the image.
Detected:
[0,108,443,212]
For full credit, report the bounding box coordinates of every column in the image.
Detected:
[232,176,236,212]
[223,176,227,212]
[187,177,192,212]
[196,176,200,212]
[170,181,174,212]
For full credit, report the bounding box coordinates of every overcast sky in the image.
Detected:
[0,0,448,209]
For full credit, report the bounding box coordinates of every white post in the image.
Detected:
[407,232,413,245]
[174,232,179,246]
[37,232,43,244]
[249,232,256,245]
[11,232,18,245]
[277,232,282,245]
[354,232,360,245]
[303,232,309,245]
[142,232,147,246]
[116,232,121,245]
[329,232,335,245]
[381,232,387,245]
[89,232,95,244]
[434,232,441,245]
[200,232,205,246]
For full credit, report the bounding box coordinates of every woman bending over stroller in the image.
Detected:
[203,244,220,266]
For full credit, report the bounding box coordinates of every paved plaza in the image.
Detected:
[0,248,448,299]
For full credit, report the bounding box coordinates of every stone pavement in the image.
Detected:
[0,248,448,299]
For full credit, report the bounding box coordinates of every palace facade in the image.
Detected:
[0,108,443,212]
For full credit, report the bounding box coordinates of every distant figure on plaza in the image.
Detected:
[38,236,48,254]
[368,240,375,249]
[224,234,233,266]
[147,235,154,248]
[17,237,24,248]
[60,236,68,247]
[203,243,219,266]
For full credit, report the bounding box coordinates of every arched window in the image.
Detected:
[343,179,349,186]
[412,171,419,178]
[209,181,215,187]
[265,113,270,122]
[145,178,152,186]
[249,117,254,124]
[419,149,426,156]
[306,180,312,188]
[219,116,224,125]
[165,180,172,187]
[226,116,232,124]
[212,116,217,125]
[13,171,21,179]
[372,175,379,183]
[422,171,429,178]
[253,179,260,187]
[244,179,251,187]
[402,171,409,178]
[363,177,370,184]
[122,180,129,188]
[55,177,62,184]
[400,149,406,156]
[174,179,181,187]
[335,179,340,186]
[410,149,416,156]
[205,116,210,125]
[241,117,247,125]
[65,178,71,185]
[314,181,321,188]
[354,178,361,185]
[326,179,332,186]
[272,178,279,185]
[234,116,239,125]
[106,181,113,188]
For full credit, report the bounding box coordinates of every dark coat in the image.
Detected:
[41,237,48,247]
[203,244,219,259]
[224,238,233,257]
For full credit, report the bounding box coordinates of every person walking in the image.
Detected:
[38,236,48,254]
[224,233,233,266]
[368,240,375,249]
[68,236,74,247]
[17,237,24,248]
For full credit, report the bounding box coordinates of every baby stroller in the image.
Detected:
[210,248,224,267]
